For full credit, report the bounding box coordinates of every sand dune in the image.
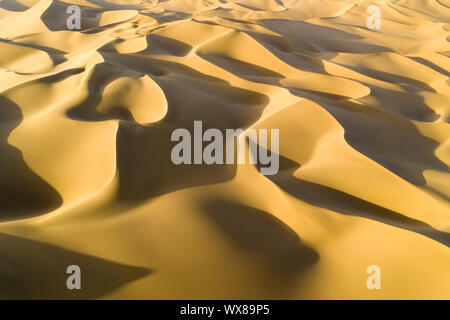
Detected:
[0,0,449,299]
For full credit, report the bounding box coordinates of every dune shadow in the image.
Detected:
[40,0,142,34]
[40,0,144,33]
[196,19,329,74]
[409,56,450,77]
[142,10,191,24]
[138,34,192,57]
[112,57,268,202]
[203,200,319,280]
[0,38,67,67]
[86,0,142,11]
[197,52,285,85]
[0,233,151,299]
[66,61,131,122]
[0,96,63,221]
[287,88,449,197]
[115,122,237,202]
[261,154,450,247]
[40,1,104,32]
[337,64,438,94]
[359,85,439,122]
[66,54,269,203]
[260,19,393,54]
[245,30,329,72]
[0,0,28,12]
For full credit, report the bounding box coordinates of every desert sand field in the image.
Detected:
[0,0,449,299]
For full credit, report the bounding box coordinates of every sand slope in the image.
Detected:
[0,0,449,299]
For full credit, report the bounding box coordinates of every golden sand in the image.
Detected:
[0,0,449,299]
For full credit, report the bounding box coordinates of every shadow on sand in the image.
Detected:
[0,96,63,221]
[0,233,151,299]
[261,154,450,248]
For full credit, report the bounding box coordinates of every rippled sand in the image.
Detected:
[0,0,449,299]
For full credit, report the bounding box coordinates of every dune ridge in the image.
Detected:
[0,0,449,299]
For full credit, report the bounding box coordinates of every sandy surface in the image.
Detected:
[0,0,449,299]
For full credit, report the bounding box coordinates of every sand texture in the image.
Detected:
[0,0,449,299]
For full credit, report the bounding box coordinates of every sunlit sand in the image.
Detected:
[0,0,449,299]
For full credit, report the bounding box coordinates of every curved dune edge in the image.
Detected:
[0,0,448,299]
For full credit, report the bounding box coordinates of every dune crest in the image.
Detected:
[0,0,449,299]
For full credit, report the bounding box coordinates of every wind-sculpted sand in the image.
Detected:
[0,0,449,299]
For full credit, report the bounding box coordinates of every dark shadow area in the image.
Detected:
[68,53,267,124]
[0,233,151,299]
[66,61,133,122]
[197,52,285,85]
[138,34,192,57]
[204,200,319,275]
[86,0,141,11]
[409,56,450,77]
[0,0,28,12]
[115,122,237,202]
[333,63,437,93]
[66,55,268,203]
[260,19,393,54]
[234,2,266,11]
[39,67,86,83]
[0,96,63,221]
[197,17,332,70]
[112,57,268,202]
[360,85,439,122]
[261,154,450,247]
[142,10,191,24]
[289,88,350,100]
[203,199,318,296]
[245,30,328,73]
[0,39,67,71]
[40,0,145,33]
[287,88,448,192]
[40,0,104,32]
